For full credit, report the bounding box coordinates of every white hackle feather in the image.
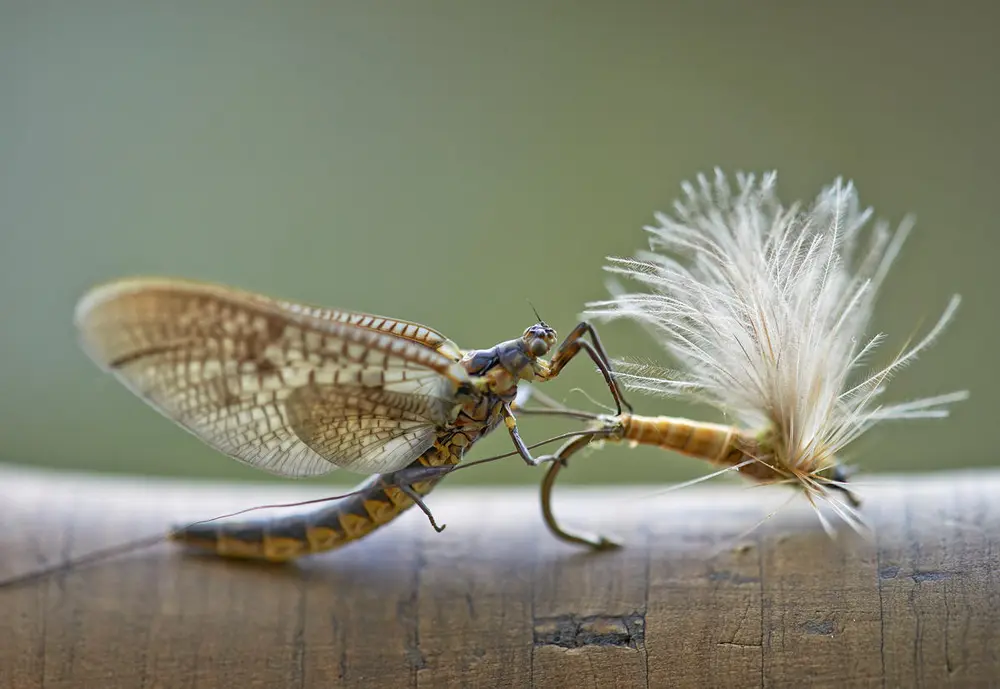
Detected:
[585,169,968,517]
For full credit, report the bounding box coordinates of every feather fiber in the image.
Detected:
[584,170,967,476]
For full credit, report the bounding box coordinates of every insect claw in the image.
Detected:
[396,481,445,533]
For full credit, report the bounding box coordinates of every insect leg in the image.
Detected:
[501,401,545,466]
[395,482,447,533]
[380,466,454,533]
[538,432,622,550]
[546,321,633,414]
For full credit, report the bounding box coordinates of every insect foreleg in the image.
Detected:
[545,321,632,414]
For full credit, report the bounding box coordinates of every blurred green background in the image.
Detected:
[0,2,993,488]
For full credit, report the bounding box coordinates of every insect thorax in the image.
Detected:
[448,335,545,447]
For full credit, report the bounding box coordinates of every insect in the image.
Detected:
[66,276,630,563]
[519,170,969,549]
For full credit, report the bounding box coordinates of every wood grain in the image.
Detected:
[1,466,998,689]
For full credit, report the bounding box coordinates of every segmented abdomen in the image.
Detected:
[169,445,457,561]
[620,413,781,483]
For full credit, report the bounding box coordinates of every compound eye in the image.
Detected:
[529,338,549,356]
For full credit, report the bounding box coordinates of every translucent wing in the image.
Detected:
[74,277,470,477]
[285,386,444,474]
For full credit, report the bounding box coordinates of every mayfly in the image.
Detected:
[7,277,629,580]
[521,170,968,549]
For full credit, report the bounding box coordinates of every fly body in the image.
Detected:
[69,277,624,562]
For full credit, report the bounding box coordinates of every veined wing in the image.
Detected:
[286,385,447,475]
[74,277,470,477]
[277,301,464,362]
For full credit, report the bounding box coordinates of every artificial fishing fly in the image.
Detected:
[526,169,968,547]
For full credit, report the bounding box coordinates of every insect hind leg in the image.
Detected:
[381,465,454,533]
[397,483,446,533]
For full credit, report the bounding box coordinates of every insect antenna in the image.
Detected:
[527,299,546,326]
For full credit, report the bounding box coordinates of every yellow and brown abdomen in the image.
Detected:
[169,443,460,562]
[619,413,782,483]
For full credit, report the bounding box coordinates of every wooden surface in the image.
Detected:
[1,466,998,689]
